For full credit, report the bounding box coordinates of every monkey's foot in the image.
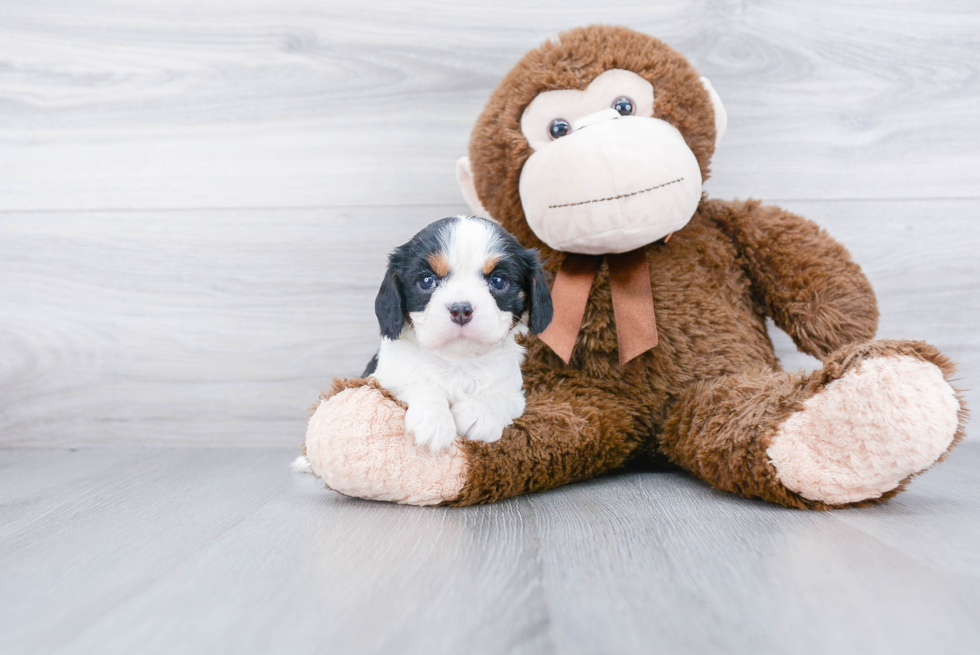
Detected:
[767,342,963,505]
[303,379,468,505]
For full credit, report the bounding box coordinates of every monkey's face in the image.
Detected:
[517,69,705,255]
[461,26,728,259]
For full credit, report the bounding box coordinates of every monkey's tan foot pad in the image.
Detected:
[304,378,468,505]
[767,350,963,506]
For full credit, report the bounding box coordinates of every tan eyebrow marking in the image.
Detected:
[427,253,449,277]
[483,255,502,276]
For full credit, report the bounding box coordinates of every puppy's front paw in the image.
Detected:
[451,399,507,444]
[405,403,459,452]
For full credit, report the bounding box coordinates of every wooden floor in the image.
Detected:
[2,1,979,653]
[1,446,979,654]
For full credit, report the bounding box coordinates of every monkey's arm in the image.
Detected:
[449,382,641,504]
[706,198,878,358]
[303,374,644,506]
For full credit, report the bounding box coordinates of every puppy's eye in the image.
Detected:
[489,274,508,291]
[548,118,571,140]
[419,275,437,290]
[612,96,635,116]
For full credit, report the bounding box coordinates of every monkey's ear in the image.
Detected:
[374,266,405,340]
[521,248,554,335]
[456,156,494,220]
[700,77,727,149]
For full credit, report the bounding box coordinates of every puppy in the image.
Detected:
[364,215,553,451]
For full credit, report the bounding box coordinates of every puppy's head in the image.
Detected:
[375,215,553,353]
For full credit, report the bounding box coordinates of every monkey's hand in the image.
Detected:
[302,378,469,506]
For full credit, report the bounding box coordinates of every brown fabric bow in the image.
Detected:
[538,246,659,366]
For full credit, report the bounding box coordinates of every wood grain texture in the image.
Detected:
[527,449,980,654]
[1,200,977,446]
[1,445,978,654]
[0,0,978,211]
[2,5,976,654]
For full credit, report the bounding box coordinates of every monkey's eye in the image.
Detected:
[489,274,509,291]
[419,275,437,290]
[612,96,635,116]
[548,118,571,140]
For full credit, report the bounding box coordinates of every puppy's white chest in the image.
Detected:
[434,361,501,402]
[371,336,526,451]
[374,336,522,403]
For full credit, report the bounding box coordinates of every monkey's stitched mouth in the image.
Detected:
[547,177,684,210]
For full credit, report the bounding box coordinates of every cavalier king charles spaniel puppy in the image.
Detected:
[364,215,552,451]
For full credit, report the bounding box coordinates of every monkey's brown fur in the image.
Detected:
[443,25,966,508]
[470,26,719,254]
[317,25,966,508]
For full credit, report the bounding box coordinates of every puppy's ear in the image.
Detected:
[375,264,405,340]
[521,249,553,334]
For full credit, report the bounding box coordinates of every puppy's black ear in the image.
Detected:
[375,263,405,340]
[521,248,554,334]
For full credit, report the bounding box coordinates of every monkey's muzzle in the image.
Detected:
[519,116,703,255]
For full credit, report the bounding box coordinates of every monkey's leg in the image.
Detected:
[658,340,967,509]
[303,378,643,506]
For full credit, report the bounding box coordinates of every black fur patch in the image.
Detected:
[362,351,379,376]
[481,225,554,334]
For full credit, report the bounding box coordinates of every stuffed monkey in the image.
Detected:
[303,25,966,509]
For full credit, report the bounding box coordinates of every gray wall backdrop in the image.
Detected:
[1,0,977,446]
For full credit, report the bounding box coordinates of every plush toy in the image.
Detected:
[303,25,966,508]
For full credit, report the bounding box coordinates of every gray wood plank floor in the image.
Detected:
[1,446,978,655]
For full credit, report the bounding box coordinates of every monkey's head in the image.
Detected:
[458,25,726,258]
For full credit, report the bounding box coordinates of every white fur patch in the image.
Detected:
[290,455,313,474]
[767,356,959,505]
[372,326,527,451]
[408,217,512,352]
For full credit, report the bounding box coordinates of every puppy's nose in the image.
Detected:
[449,302,473,326]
